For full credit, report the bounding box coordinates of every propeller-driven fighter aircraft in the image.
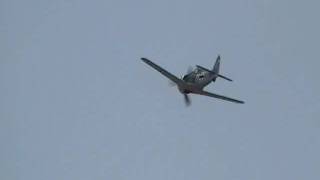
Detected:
[141,55,244,106]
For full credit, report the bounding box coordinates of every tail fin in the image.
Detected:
[212,55,233,82]
[212,55,220,73]
[211,55,220,82]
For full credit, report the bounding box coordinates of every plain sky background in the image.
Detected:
[1,0,320,179]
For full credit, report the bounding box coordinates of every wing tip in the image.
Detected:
[141,58,152,65]
[233,98,245,104]
[141,57,148,61]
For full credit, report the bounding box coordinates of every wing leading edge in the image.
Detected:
[196,90,245,104]
[141,58,183,85]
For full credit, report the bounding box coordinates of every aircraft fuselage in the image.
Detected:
[179,67,217,94]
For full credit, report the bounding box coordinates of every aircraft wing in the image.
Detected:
[141,58,183,85]
[196,90,244,104]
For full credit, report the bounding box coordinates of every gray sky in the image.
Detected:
[1,0,320,179]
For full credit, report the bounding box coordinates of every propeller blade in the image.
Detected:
[184,94,191,106]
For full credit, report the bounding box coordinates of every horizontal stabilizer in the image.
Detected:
[217,74,232,81]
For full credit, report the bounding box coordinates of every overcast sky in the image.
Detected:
[1,0,320,180]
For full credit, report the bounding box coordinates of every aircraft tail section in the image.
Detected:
[213,55,220,74]
[212,55,220,82]
[212,55,233,82]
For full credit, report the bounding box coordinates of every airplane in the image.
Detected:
[141,55,245,106]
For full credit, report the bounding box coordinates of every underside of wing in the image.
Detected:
[196,90,244,104]
[141,58,183,85]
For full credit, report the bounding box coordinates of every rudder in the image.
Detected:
[213,55,220,73]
